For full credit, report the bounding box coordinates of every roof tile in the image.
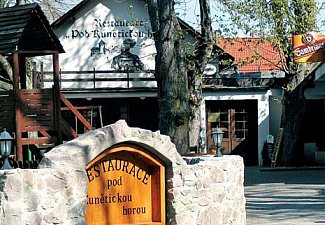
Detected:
[218,38,283,73]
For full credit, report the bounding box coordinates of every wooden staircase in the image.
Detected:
[60,93,93,139]
[18,89,58,148]
[0,88,93,164]
[19,91,93,147]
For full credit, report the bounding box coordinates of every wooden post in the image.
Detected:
[127,71,130,88]
[93,68,96,88]
[13,52,23,163]
[53,52,62,144]
[40,62,44,88]
[32,62,36,88]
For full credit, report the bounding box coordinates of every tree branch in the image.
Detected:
[196,0,213,71]
[0,55,13,82]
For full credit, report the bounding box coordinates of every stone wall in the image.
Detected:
[177,156,245,225]
[0,120,245,225]
[0,169,85,225]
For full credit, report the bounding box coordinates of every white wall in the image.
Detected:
[36,0,156,73]
[56,0,155,71]
[40,0,202,73]
[36,0,202,90]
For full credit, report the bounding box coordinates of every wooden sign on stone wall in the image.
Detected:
[85,144,166,225]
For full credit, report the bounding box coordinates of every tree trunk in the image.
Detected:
[189,70,202,152]
[0,55,13,90]
[280,81,307,166]
[279,62,319,166]
[280,0,318,166]
[188,0,213,152]
[148,0,190,154]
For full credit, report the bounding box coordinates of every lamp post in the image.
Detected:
[211,127,224,157]
[0,128,14,170]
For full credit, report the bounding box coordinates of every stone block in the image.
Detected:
[171,175,183,188]
[24,192,40,212]
[176,210,196,225]
[198,196,212,206]
[211,168,225,183]
[25,212,42,225]
[180,187,194,196]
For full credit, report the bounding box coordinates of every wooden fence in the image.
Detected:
[34,69,276,90]
[36,69,157,90]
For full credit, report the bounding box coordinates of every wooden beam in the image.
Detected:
[53,52,62,144]
[61,105,102,111]
[13,51,23,162]
[60,93,92,131]
[19,54,26,89]
[21,137,57,145]
[17,50,59,55]
[39,130,51,138]
[61,118,77,140]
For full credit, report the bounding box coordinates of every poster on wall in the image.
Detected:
[293,32,325,63]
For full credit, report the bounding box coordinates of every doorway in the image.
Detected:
[206,100,258,165]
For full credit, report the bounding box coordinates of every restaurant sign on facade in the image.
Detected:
[54,1,156,71]
[293,32,325,63]
[85,144,166,225]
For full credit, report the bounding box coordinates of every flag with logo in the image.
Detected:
[293,32,325,63]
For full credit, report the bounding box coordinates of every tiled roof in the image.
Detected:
[217,38,283,73]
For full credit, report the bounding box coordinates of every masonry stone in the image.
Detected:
[0,120,245,224]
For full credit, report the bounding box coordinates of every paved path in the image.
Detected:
[245,167,325,225]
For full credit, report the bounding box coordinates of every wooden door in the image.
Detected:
[231,108,249,151]
[206,100,256,163]
[206,108,231,154]
[207,108,249,154]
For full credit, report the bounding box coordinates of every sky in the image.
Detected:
[55,0,325,35]
[176,0,325,36]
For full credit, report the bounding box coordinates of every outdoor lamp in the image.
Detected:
[211,127,224,157]
[0,128,14,170]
